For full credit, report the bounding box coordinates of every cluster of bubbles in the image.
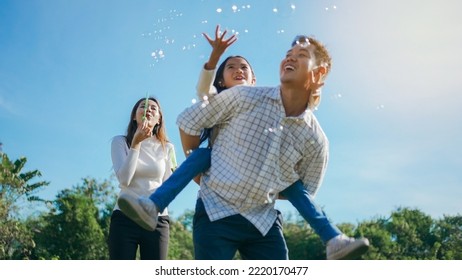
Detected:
[200,96,210,108]
[272,3,296,17]
[150,49,165,62]
[216,4,252,14]
[143,9,185,67]
[325,5,338,11]
[141,10,179,41]
[143,2,306,66]
[181,34,198,51]
[214,2,299,16]
[191,95,210,108]
[293,35,311,48]
[264,125,284,134]
[330,93,343,100]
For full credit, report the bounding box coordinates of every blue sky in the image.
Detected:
[1,0,461,224]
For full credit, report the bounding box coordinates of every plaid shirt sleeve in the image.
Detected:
[177,87,241,136]
[298,129,329,197]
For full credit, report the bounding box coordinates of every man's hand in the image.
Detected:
[304,66,327,96]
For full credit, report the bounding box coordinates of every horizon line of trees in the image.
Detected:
[1,152,461,260]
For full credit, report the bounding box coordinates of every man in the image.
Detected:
[175,35,335,259]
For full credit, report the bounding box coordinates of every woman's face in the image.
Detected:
[134,99,161,128]
[222,57,255,88]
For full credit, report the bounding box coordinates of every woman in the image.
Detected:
[108,96,176,260]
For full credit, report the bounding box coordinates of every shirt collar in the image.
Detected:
[268,86,281,100]
[270,86,314,126]
[302,109,314,128]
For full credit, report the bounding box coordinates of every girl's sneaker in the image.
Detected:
[326,234,370,260]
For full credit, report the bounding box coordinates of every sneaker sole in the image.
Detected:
[327,238,370,260]
[118,191,157,231]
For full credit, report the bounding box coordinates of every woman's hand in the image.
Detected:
[131,120,153,149]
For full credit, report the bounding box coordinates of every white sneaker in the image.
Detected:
[326,234,370,260]
[118,189,159,231]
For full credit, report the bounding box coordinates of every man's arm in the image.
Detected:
[179,128,201,156]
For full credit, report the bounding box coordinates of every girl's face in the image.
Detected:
[134,99,161,128]
[222,57,256,88]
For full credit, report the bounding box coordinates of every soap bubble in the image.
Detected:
[266,189,277,204]
[273,0,296,18]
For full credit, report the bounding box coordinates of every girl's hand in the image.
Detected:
[203,25,237,70]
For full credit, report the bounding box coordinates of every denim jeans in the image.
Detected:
[280,180,341,243]
[193,198,288,260]
[108,210,170,260]
[150,147,212,212]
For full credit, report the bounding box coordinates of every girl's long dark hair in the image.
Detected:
[125,97,168,150]
[199,55,254,146]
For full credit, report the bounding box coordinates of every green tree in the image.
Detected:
[32,178,116,260]
[168,219,194,259]
[356,218,397,260]
[284,220,325,260]
[387,208,437,259]
[0,153,49,259]
[71,177,117,242]
[357,207,462,260]
[0,153,50,217]
[0,218,36,259]
[433,215,462,259]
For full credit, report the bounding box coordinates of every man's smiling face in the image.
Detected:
[280,44,316,85]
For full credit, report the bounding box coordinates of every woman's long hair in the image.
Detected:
[125,97,169,150]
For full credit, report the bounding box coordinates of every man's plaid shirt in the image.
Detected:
[177,85,329,235]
